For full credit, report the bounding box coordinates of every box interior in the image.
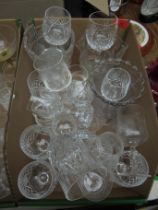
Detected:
[4,18,158,206]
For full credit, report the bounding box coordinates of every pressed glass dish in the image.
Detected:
[89,58,145,106]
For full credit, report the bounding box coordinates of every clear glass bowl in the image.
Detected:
[89,58,145,106]
[24,24,75,64]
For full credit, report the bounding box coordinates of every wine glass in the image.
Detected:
[42,6,71,46]
[86,11,118,53]
[52,112,78,136]
[116,104,148,148]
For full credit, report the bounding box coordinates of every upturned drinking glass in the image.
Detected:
[78,165,113,202]
[17,160,57,199]
[73,104,94,129]
[23,24,51,60]
[52,112,78,136]
[42,6,71,46]
[60,64,93,106]
[86,11,118,53]
[33,48,72,93]
[116,104,149,148]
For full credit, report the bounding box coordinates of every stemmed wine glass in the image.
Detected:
[112,104,150,187]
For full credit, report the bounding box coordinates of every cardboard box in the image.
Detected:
[4,18,158,207]
[0,19,23,208]
[85,0,109,15]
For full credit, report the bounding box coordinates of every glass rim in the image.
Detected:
[89,11,118,26]
[70,64,89,82]
[44,6,71,25]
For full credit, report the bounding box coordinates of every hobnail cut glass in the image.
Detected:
[17,160,57,199]
[89,58,145,106]
[112,150,149,188]
[24,24,75,64]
